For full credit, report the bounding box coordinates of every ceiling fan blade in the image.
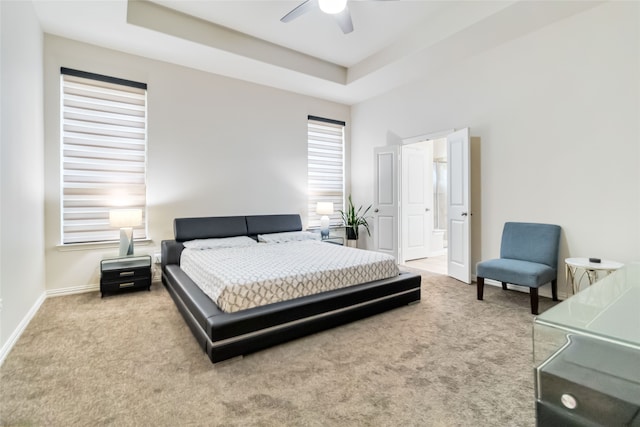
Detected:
[281,0,317,23]
[334,6,354,34]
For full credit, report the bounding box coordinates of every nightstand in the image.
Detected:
[100,255,152,297]
[322,236,344,245]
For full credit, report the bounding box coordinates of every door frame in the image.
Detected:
[397,129,470,282]
[402,129,454,145]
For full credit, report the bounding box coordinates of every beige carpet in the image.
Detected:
[0,272,558,426]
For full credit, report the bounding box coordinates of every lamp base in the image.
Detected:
[320,215,330,239]
[118,227,134,256]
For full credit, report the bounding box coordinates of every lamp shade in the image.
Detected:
[316,202,334,216]
[319,0,347,14]
[109,209,142,228]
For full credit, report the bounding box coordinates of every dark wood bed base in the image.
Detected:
[161,214,421,363]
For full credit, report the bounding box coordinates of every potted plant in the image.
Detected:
[339,195,371,246]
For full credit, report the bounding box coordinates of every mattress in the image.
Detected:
[180,240,400,313]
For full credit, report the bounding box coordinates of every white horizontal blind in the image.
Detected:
[307,116,345,228]
[61,69,147,244]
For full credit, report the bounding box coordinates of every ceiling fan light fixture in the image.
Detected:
[318,0,347,15]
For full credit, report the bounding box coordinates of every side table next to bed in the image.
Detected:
[322,235,344,245]
[100,254,152,297]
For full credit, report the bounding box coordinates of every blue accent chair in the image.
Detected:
[476,222,561,314]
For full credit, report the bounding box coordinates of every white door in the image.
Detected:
[373,146,399,260]
[447,128,471,283]
[401,142,431,262]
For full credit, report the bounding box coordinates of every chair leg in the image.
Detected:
[502,282,508,290]
[477,277,484,300]
[530,288,539,315]
[551,279,558,301]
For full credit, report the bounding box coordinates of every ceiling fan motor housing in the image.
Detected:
[319,0,348,15]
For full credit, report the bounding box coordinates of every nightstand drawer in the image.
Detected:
[100,276,151,293]
[101,267,150,282]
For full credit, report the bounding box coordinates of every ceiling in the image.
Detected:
[32,0,602,105]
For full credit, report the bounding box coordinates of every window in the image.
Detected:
[60,68,147,245]
[307,115,345,228]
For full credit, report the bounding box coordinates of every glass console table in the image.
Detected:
[533,263,640,426]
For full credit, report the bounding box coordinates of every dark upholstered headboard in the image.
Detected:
[174,216,248,242]
[173,214,302,242]
[163,214,304,270]
[245,214,302,236]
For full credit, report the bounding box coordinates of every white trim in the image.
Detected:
[47,283,99,297]
[0,283,112,366]
[0,292,47,367]
[1,280,164,367]
[55,238,153,252]
[402,129,455,145]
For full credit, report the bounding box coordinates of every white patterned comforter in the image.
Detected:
[180,240,399,313]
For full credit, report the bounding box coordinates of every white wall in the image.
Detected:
[351,2,640,295]
[0,1,46,356]
[43,35,350,292]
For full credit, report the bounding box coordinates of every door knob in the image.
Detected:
[374,208,379,213]
[461,212,468,216]
[425,208,430,212]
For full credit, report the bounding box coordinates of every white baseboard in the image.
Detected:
[0,284,103,367]
[46,283,99,297]
[0,291,47,367]
[47,277,162,297]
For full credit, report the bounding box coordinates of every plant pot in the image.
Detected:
[345,227,358,241]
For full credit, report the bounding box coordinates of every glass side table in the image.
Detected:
[533,263,640,425]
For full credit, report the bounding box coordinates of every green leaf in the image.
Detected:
[338,194,371,238]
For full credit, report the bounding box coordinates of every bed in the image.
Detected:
[161,214,421,363]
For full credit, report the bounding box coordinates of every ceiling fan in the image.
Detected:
[281,0,392,34]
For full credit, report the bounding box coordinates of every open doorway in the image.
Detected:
[373,128,470,282]
[401,137,448,275]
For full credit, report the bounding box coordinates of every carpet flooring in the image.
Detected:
[0,271,558,426]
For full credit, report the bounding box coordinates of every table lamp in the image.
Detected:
[109,208,142,256]
[316,202,334,239]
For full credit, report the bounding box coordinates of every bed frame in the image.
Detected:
[161,214,421,363]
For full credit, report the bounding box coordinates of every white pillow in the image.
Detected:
[257,231,321,243]
[183,236,256,250]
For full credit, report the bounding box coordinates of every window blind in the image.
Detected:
[61,69,148,244]
[307,116,345,228]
